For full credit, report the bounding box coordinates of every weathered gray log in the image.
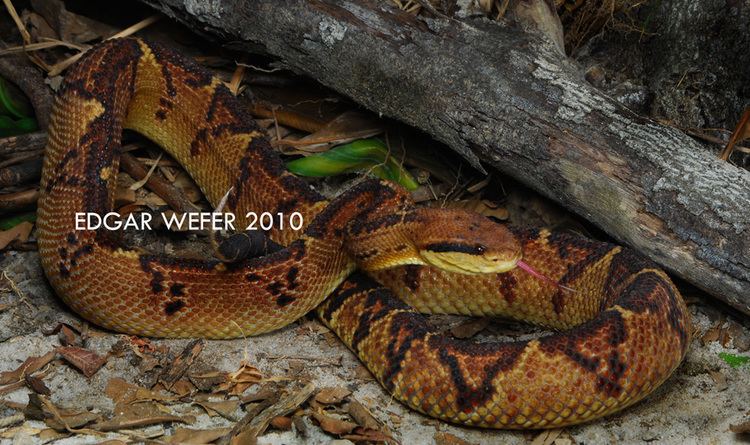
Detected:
[141,0,750,315]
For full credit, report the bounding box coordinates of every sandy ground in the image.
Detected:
[1,249,749,445]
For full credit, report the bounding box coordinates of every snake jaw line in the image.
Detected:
[420,250,520,274]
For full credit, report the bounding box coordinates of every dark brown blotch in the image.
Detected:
[146,39,213,89]
[276,294,295,307]
[381,311,430,391]
[189,128,209,156]
[403,265,421,293]
[170,283,185,296]
[150,271,165,293]
[59,263,70,278]
[353,248,379,261]
[320,274,379,322]
[351,287,398,353]
[164,299,185,315]
[496,272,517,305]
[266,281,283,295]
[286,267,299,290]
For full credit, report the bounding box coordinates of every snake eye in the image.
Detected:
[475,244,486,254]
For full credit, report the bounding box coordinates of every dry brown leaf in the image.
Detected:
[195,400,241,420]
[315,387,352,405]
[56,346,107,378]
[230,429,258,445]
[159,339,204,389]
[92,400,195,432]
[240,384,279,404]
[45,409,100,431]
[171,379,196,397]
[344,426,398,444]
[347,400,380,431]
[1,424,42,439]
[450,318,490,339]
[104,378,132,402]
[171,172,204,203]
[93,413,194,432]
[38,428,71,442]
[0,351,55,385]
[167,427,231,444]
[114,186,136,206]
[280,110,385,151]
[531,429,564,445]
[311,411,358,435]
[270,416,293,430]
[730,418,750,433]
[30,0,118,43]
[58,324,79,346]
[217,361,263,395]
[190,369,229,392]
[129,336,160,355]
[22,10,57,41]
[25,374,51,395]
[42,323,82,336]
[434,432,476,445]
[513,0,565,54]
[353,363,375,381]
[727,320,750,352]
[709,370,728,391]
[0,221,33,250]
[229,382,314,441]
[249,100,327,134]
[136,193,167,207]
[25,393,100,431]
[702,324,722,344]
[449,198,509,221]
[104,378,176,405]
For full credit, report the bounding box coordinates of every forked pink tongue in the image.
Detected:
[516,260,576,293]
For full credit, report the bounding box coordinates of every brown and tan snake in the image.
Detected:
[37,38,691,429]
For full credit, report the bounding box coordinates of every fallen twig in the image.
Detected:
[0,131,47,156]
[120,152,198,213]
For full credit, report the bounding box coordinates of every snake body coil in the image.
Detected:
[37,38,691,429]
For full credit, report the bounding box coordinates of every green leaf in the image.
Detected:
[0,212,36,230]
[718,352,750,368]
[286,139,419,190]
[0,115,38,137]
[0,77,34,119]
[0,77,37,136]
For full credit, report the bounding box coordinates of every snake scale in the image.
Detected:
[37,38,690,429]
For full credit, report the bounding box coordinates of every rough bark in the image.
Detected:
[644,0,750,131]
[140,0,750,315]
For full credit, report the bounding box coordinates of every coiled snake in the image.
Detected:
[37,38,690,429]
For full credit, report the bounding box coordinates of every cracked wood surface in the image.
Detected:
[141,0,750,315]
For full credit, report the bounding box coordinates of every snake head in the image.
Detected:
[414,209,522,275]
